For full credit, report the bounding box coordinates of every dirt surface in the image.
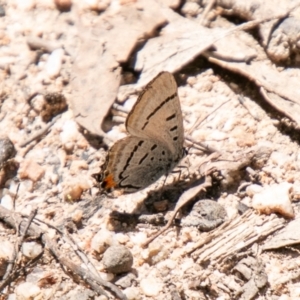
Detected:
[1,0,300,299]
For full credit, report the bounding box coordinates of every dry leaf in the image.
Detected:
[71,0,166,136]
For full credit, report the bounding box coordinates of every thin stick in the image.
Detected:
[142,175,213,247]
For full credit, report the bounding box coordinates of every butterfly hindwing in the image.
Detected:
[102,136,174,193]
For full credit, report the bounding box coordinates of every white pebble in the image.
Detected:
[60,120,79,147]
[114,233,129,244]
[91,229,113,254]
[140,277,163,297]
[12,0,36,10]
[181,2,200,16]
[130,232,147,246]
[269,151,293,168]
[0,241,14,277]
[45,48,64,78]
[84,0,110,11]
[22,242,43,259]
[246,184,264,197]
[124,287,140,300]
[252,183,294,218]
[0,240,14,259]
[15,282,41,299]
[0,194,13,210]
[99,271,114,281]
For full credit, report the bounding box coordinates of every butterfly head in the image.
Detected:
[101,173,117,193]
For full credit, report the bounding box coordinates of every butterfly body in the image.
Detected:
[101,72,184,193]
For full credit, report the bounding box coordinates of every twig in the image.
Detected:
[0,206,127,300]
[27,36,62,53]
[142,175,213,247]
[19,115,60,148]
[199,0,216,26]
[237,96,261,121]
[186,99,231,135]
[260,87,297,122]
[0,209,37,290]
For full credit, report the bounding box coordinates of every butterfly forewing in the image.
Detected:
[126,72,184,158]
[101,71,184,193]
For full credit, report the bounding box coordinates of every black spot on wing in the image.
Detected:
[139,153,148,165]
[170,126,177,131]
[119,140,144,180]
[166,113,176,121]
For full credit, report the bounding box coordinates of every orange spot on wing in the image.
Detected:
[102,174,117,190]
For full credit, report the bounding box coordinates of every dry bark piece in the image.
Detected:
[216,0,300,62]
[26,36,62,53]
[267,17,300,62]
[263,217,300,250]
[234,256,268,300]
[134,8,222,86]
[133,6,285,87]
[189,211,285,263]
[71,0,166,136]
[204,33,300,127]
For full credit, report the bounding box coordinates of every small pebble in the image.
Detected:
[69,160,89,175]
[181,2,200,16]
[60,120,80,150]
[0,194,13,210]
[115,272,136,288]
[140,277,163,297]
[84,0,110,11]
[246,184,264,197]
[22,242,43,259]
[54,0,72,11]
[114,233,129,244]
[63,176,91,202]
[63,184,83,202]
[102,245,133,274]
[45,48,64,79]
[124,287,140,300]
[18,159,45,182]
[0,240,14,277]
[0,137,16,166]
[91,229,113,254]
[15,282,41,299]
[13,0,36,10]
[71,210,83,225]
[0,5,5,17]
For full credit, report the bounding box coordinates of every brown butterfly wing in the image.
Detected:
[126,72,184,160]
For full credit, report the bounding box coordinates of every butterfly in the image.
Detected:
[101,71,184,193]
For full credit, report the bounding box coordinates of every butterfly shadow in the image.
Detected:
[108,173,217,233]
